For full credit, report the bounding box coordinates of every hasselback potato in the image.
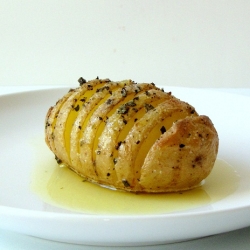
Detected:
[45,78,219,193]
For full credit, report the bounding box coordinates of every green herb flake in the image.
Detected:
[144,103,154,112]
[78,77,86,86]
[121,88,127,97]
[117,104,129,114]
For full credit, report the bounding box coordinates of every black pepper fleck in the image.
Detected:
[160,126,166,134]
[122,179,130,187]
[106,99,113,105]
[74,105,80,111]
[55,155,62,164]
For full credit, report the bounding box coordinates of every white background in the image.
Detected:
[1,0,250,88]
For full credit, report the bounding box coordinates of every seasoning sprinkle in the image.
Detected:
[121,88,127,97]
[78,77,86,86]
[87,85,93,90]
[74,105,80,111]
[122,179,130,187]
[80,97,86,102]
[55,155,62,164]
[117,104,129,114]
[126,100,136,107]
[160,126,166,134]
[144,103,154,112]
[106,99,113,105]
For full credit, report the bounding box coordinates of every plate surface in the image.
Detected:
[0,87,250,246]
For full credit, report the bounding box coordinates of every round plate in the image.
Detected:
[0,87,250,246]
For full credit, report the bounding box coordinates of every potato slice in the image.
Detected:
[78,83,158,182]
[139,115,219,192]
[95,89,172,186]
[70,79,135,174]
[53,78,110,165]
[45,89,73,152]
[115,98,197,191]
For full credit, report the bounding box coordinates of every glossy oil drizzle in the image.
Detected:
[31,140,240,215]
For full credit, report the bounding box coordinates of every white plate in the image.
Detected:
[0,87,250,246]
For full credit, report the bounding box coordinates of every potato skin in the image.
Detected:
[139,115,219,192]
[45,78,219,193]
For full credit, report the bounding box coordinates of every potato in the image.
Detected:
[45,78,219,193]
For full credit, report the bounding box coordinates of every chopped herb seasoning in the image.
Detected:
[96,76,99,79]
[97,86,110,93]
[126,100,136,107]
[74,105,80,111]
[122,179,130,187]
[135,86,141,93]
[45,121,50,129]
[96,150,101,155]
[121,88,127,97]
[78,126,82,130]
[80,97,86,102]
[68,88,74,93]
[190,109,196,114]
[117,104,129,114]
[179,144,185,148]
[144,103,154,112]
[107,173,110,176]
[78,77,86,85]
[136,140,140,144]
[55,155,62,164]
[134,118,138,122]
[160,126,166,134]
[87,85,93,90]
[113,158,118,164]
[133,96,139,101]
[145,90,150,96]
[98,116,103,120]
[106,99,113,105]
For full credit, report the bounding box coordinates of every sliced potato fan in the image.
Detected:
[45,78,219,193]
